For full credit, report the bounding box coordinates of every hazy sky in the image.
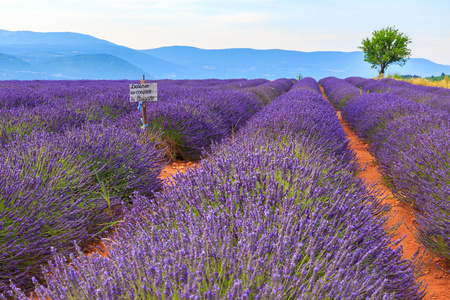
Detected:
[1,0,449,65]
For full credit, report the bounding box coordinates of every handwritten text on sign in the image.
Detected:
[129,83,158,102]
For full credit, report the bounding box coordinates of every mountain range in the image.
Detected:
[1,29,449,80]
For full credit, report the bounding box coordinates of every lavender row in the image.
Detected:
[345,94,450,261]
[245,79,358,171]
[318,77,361,109]
[345,77,450,112]
[5,78,425,299]
[0,80,155,293]
[289,76,322,93]
[241,78,296,104]
[321,78,450,262]
[0,79,262,110]
[0,81,133,144]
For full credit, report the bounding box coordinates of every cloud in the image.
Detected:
[205,12,272,24]
[323,69,345,73]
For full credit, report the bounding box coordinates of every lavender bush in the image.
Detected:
[341,92,429,142]
[0,104,86,144]
[318,77,361,109]
[385,125,450,260]
[370,110,450,191]
[121,100,229,160]
[195,89,262,131]
[344,76,372,88]
[344,77,390,93]
[291,77,322,93]
[245,89,358,172]
[0,80,136,145]
[0,81,54,109]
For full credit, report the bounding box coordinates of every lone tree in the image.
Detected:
[359,26,412,78]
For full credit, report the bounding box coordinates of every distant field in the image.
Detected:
[388,74,450,88]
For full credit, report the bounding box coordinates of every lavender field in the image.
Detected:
[2,76,449,298]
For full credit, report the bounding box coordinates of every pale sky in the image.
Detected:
[1,0,449,65]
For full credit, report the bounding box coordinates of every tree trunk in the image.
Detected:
[379,65,386,78]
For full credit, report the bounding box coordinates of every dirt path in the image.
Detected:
[320,87,450,299]
[159,160,200,183]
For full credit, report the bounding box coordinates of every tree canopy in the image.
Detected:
[359,26,412,78]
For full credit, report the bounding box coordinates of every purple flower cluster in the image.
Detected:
[6,78,425,299]
[330,77,450,262]
[318,77,361,109]
[0,104,85,143]
[0,81,58,109]
[213,78,270,90]
[291,77,322,93]
[344,76,371,88]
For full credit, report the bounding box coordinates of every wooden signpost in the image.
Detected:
[130,75,157,128]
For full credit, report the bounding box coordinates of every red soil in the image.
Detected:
[320,87,450,299]
[159,160,200,183]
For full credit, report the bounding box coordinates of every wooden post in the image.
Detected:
[140,74,148,127]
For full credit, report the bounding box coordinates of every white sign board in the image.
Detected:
[129,83,158,102]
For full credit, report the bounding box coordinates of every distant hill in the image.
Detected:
[33,54,148,80]
[0,29,449,80]
[0,30,113,46]
[143,46,373,79]
[0,30,184,80]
